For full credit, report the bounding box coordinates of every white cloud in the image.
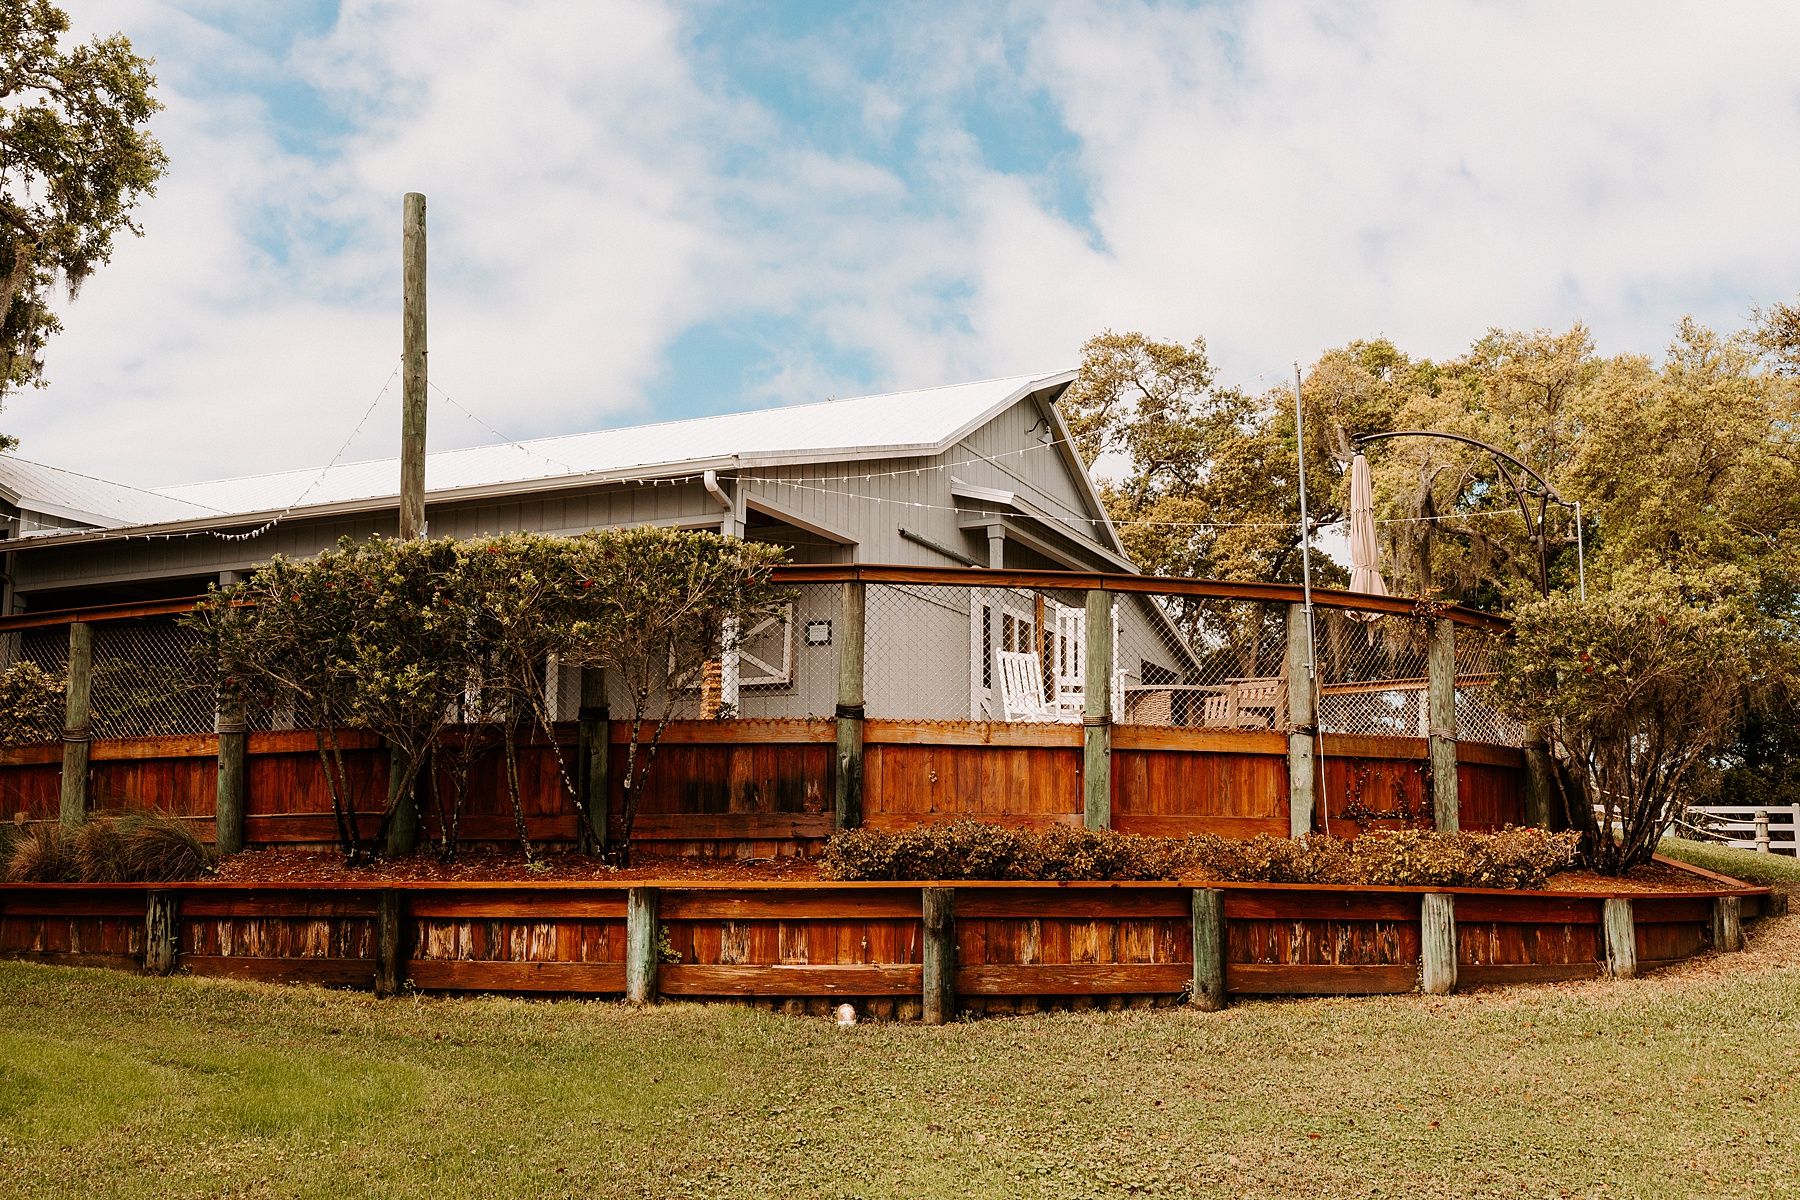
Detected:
[8,0,1800,491]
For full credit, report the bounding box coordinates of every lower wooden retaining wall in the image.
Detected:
[0,721,1527,855]
[0,873,1769,1018]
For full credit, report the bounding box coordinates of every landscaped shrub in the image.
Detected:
[110,812,214,882]
[820,822,1580,889]
[4,814,214,883]
[0,661,62,747]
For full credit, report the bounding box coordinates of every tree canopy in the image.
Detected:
[1,1,166,443]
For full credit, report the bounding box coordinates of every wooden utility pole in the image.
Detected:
[400,191,428,540]
[59,620,93,826]
[388,192,428,856]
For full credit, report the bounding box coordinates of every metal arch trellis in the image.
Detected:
[1350,429,1584,598]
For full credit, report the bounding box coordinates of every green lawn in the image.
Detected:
[1659,836,1800,889]
[3,918,1800,1200]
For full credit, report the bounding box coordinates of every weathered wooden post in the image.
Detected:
[626,886,660,1004]
[1427,618,1459,832]
[1602,897,1637,979]
[59,620,93,827]
[1522,723,1555,829]
[1189,888,1226,1011]
[1420,893,1457,995]
[375,889,406,997]
[1082,588,1113,830]
[1710,895,1743,953]
[1754,809,1771,854]
[144,890,179,976]
[215,698,247,855]
[922,886,956,1025]
[835,580,865,831]
[577,667,610,855]
[385,750,418,856]
[1284,603,1316,838]
[399,191,428,543]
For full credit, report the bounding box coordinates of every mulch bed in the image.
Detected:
[209,849,1735,891]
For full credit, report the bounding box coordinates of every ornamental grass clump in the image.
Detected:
[4,813,213,883]
[820,822,1579,888]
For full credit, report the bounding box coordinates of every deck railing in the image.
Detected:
[0,566,1534,850]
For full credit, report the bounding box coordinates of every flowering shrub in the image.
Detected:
[820,821,1579,888]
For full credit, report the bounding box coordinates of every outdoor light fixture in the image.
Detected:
[1027,415,1055,444]
[805,620,832,646]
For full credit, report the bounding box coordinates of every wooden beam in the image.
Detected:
[375,889,406,997]
[1285,603,1315,838]
[1428,618,1459,831]
[58,620,92,827]
[1711,895,1742,953]
[626,886,659,1004]
[1420,892,1456,995]
[922,886,955,1024]
[1082,588,1112,830]
[1603,897,1637,978]
[835,580,865,831]
[1190,888,1226,1011]
[215,702,247,856]
[144,890,178,976]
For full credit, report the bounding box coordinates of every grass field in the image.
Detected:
[3,914,1799,1200]
[1659,837,1800,888]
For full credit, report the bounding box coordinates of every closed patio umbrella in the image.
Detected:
[1347,451,1387,597]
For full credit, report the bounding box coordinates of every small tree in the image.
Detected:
[1497,571,1760,874]
[0,660,62,745]
[565,528,786,864]
[191,536,470,863]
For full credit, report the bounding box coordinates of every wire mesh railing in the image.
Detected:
[0,572,1524,748]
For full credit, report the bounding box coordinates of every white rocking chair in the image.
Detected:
[996,650,1069,723]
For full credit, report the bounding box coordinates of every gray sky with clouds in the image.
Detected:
[10,0,1800,489]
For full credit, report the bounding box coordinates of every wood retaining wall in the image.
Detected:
[0,721,1527,855]
[0,874,1768,1018]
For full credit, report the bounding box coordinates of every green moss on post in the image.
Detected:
[1284,604,1316,838]
[1189,888,1226,1011]
[626,886,660,1004]
[1082,589,1112,831]
[59,620,92,828]
[1603,897,1637,978]
[144,890,178,976]
[215,703,247,856]
[1420,893,1456,995]
[1711,896,1742,953]
[375,890,406,997]
[922,886,956,1025]
[835,581,865,831]
[1427,618,1459,832]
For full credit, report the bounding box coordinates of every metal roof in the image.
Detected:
[4,371,1074,542]
[0,456,220,532]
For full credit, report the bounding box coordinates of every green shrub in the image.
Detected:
[820,822,1580,889]
[0,661,62,747]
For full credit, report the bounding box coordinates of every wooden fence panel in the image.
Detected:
[863,738,1082,830]
[1111,746,1288,838]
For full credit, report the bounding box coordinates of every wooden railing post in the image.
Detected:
[215,698,247,856]
[1711,896,1743,953]
[375,889,406,997]
[385,747,417,856]
[1420,893,1456,995]
[1082,588,1113,830]
[144,890,178,976]
[1602,897,1637,978]
[1428,618,1459,832]
[922,886,956,1024]
[1522,723,1555,829]
[59,620,93,827]
[626,886,660,1004]
[1284,603,1316,838]
[1189,888,1226,1011]
[835,581,865,831]
[577,666,610,855]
